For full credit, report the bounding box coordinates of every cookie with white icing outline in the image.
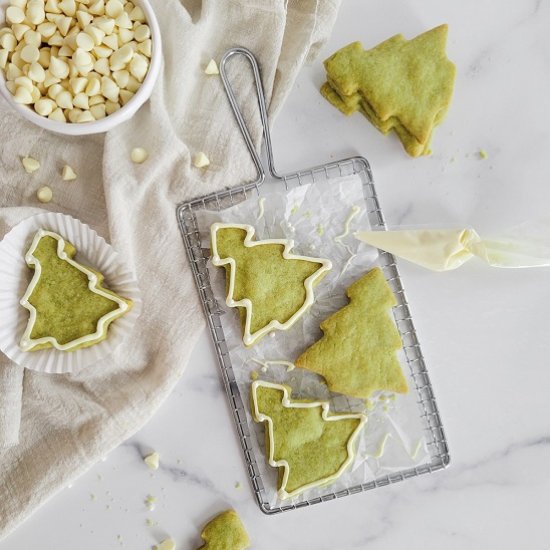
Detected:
[19,229,132,352]
[210,223,331,347]
[250,380,366,500]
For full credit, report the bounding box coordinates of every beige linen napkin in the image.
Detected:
[0,0,340,538]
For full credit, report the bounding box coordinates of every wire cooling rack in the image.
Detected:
[176,48,449,514]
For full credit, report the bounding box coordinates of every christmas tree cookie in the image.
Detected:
[197,510,250,550]
[210,223,332,346]
[296,268,408,399]
[19,229,132,352]
[321,25,456,156]
[251,380,366,499]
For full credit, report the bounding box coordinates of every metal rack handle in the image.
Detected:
[219,47,281,183]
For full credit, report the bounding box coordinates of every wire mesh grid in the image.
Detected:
[176,155,450,514]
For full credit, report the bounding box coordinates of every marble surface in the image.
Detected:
[4,0,550,548]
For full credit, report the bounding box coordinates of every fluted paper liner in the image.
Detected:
[0,213,141,374]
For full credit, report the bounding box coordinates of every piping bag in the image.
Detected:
[354,221,550,271]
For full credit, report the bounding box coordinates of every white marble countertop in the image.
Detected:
[4,0,550,548]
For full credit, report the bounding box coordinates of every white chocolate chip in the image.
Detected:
[89,102,105,118]
[13,86,33,104]
[14,75,33,93]
[130,147,148,164]
[49,55,69,78]
[28,61,46,82]
[70,76,87,94]
[62,164,77,180]
[0,50,10,70]
[153,539,176,550]
[22,156,40,173]
[73,91,89,109]
[6,6,26,24]
[34,97,55,115]
[134,24,150,43]
[143,452,160,470]
[204,59,219,75]
[37,185,53,203]
[58,0,76,17]
[48,106,66,121]
[100,75,118,101]
[76,31,95,51]
[21,44,40,63]
[76,109,94,122]
[55,89,72,108]
[105,0,123,18]
[24,30,42,47]
[129,52,147,81]
[193,152,210,168]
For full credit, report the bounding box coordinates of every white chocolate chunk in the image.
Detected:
[0,49,9,70]
[204,58,219,75]
[48,106,66,121]
[76,9,93,27]
[45,0,61,14]
[62,164,77,180]
[14,85,33,103]
[37,185,53,203]
[28,61,46,82]
[9,0,27,8]
[129,5,145,22]
[101,32,117,50]
[27,1,46,25]
[129,52,147,81]
[49,55,69,78]
[58,0,76,17]
[92,15,114,34]
[0,32,18,52]
[12,23,31,41]
[193,152,210,168]
[111,69,128,87]
[153,539,175,550]
[55,89,72,108]
[24,29,42,47]
[105,0,123,18]
[89,102,105,118]
[119,87,133,104]
[109,42,132,69]
[69,75,87,93]
[133,23,149,42]
[37,21,57,38]
[14,75,33,92]
[22,156,40,173]
[85,76,100,95]
[21,44,40,63]
[76,109,94,122]
[143,452,160,470]
[100,74,118,101]
[137,38,150,57]
[104,99,119,114]
[114,11,132,29]
[76,31,95,51]
[130,147,147,163]
[6,6,26,24]
[34,97,55,115]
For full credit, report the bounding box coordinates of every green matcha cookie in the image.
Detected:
[296,268,408,399]
[321,25,456,157]
[197,509,250,550]
[210,222,332,347]
[19,229,132,352]
[251,380,366,499]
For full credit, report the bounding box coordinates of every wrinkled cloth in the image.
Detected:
[0,0,340,538]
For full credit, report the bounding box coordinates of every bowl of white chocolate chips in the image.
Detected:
[0,0,161,135]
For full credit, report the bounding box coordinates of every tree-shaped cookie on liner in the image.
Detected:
[321,25,456,157]
[197,509,250,550]
[296,268,408,399]
[19,229,133,352]
[210,223,332,347]
[250,380,366,500]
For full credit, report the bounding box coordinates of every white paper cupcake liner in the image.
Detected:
[0,213,142,374]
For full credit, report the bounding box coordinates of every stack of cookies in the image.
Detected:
[321,25,456,157]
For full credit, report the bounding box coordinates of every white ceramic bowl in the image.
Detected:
[0,0,162,135]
